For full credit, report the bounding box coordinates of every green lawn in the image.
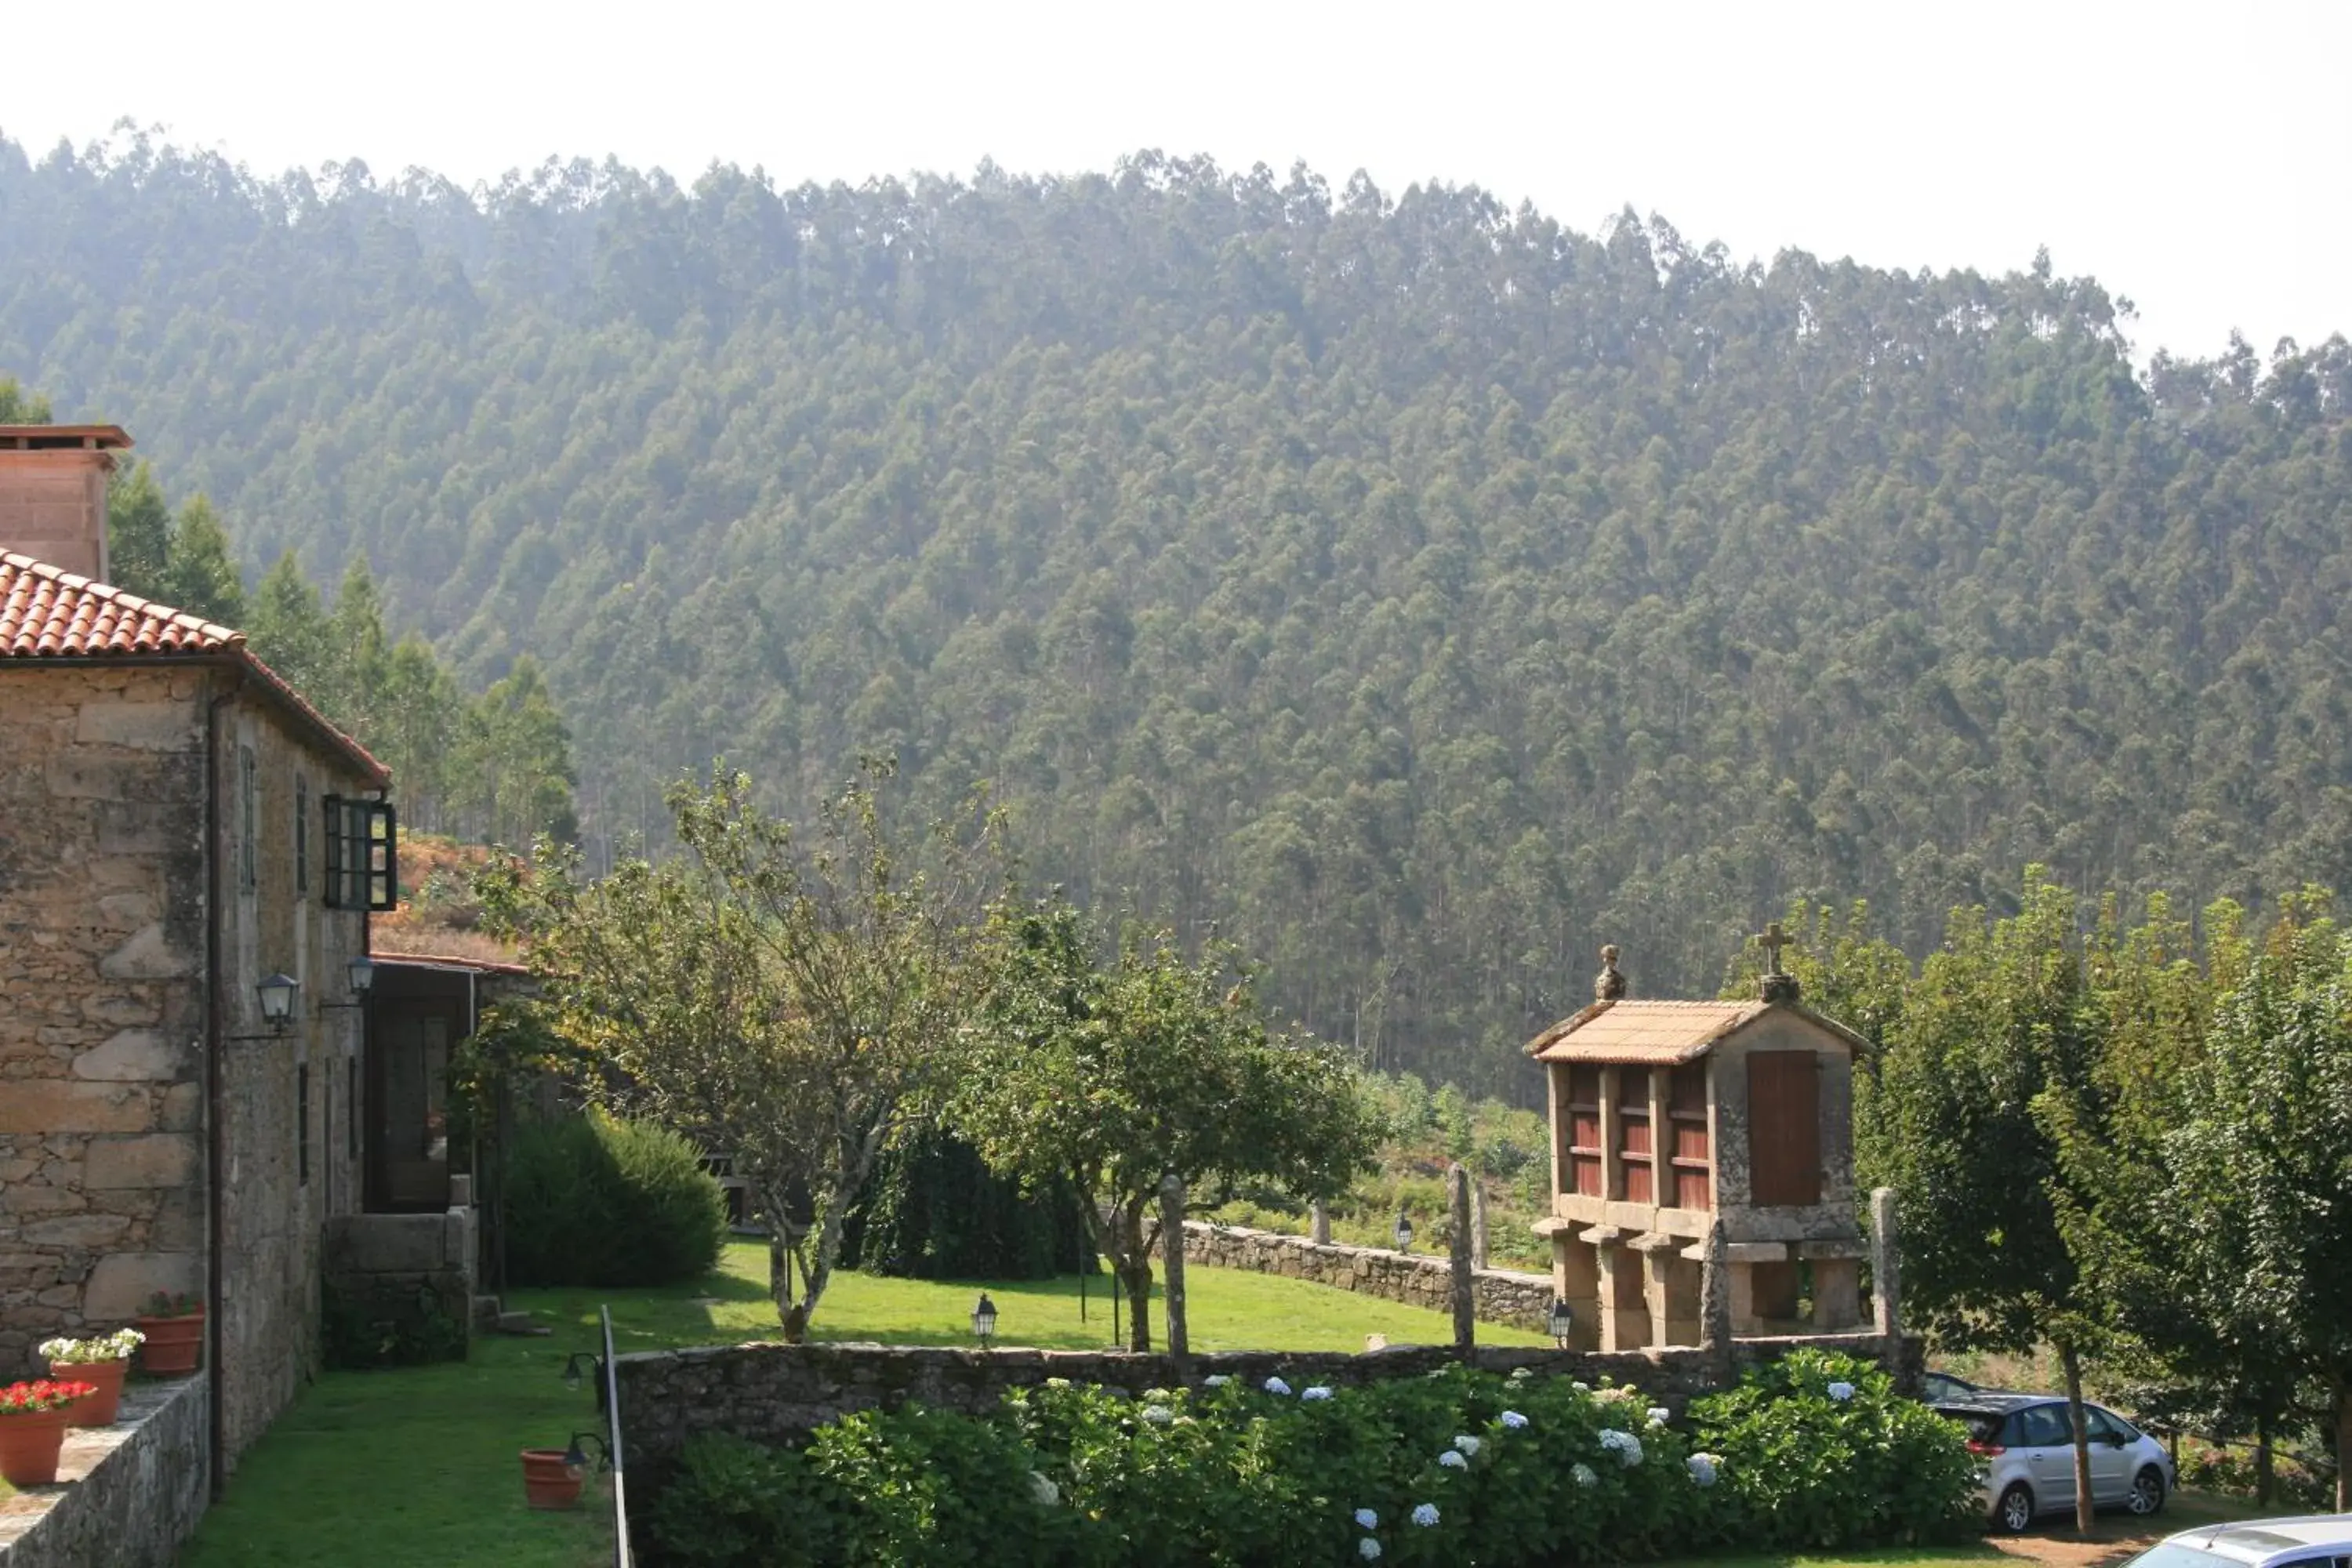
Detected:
[180,1245,1543,1566]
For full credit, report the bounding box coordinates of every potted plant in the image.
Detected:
[134,1293,205,1376]
[38,1329,143,1426]
[0,1379,97,1486]
[520,1447,586,1510]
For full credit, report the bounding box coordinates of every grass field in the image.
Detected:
[179,1246,1544,1566]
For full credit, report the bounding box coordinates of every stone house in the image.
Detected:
[1525,935,1873,1351]
[0,423,397,1482]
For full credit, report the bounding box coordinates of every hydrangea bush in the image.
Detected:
[641,1352,1973,1567]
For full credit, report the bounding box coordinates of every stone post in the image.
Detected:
[1160,1172,1190,1378]
[1469,1178,1490,1270]
[1448,1163,1475,1356]
[1870,1187,1901,1338]
[1699,1222,1734,1384]
[1309,1200,1331,1247]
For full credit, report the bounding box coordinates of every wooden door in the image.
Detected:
[1746,1051,1820,1207]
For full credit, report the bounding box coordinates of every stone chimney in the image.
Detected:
[0,425,133,583]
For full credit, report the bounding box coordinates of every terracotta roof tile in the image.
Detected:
[1,551,241,656]
[0,550,390,787]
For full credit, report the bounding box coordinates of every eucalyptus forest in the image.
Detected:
[4,130,2349,1096]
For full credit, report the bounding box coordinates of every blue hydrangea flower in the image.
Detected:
[1438,1450,1468,1469]
[1827,1381,1857,1402]
[1263,1377,1292,1396]
[1411,1503,1440,1527]
[1358,1539,1382,1562]
[1141,1404,1173,1425]
[1500,1410,1528,1430]
[1687,1452,1721,1488]
[1353,1508,1378,1530]
[1203,1375,1229,1388]
[1301,1385,1334,1402]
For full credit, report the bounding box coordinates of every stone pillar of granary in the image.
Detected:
[1638,1232,1703,1348]
[1551,1229,1601,1351]
[1811,1255,1862,1331]
[1590,1229,1648,1350]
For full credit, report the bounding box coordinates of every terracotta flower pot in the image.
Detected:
[49,1356,128,1427]
[0,1408,69,1486]
[521,1448,585,1510]
[136,1312,205,1376]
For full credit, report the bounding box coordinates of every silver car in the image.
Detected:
[2121,1515,2352,1566]
[1935,1393,2174,1533]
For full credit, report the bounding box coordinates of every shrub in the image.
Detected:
[502,1110,725,1287]
[637,1357,1974,1567]
[1688,1348,1980,1551]
[641,1433,842,1568]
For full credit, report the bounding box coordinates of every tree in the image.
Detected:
[245,550,330,690]
[106,461,172,599]
[953,900,1379,1349]
[0,376,51,423]
[452,655,578,847]
[155,495,247,625]
[1869,871,2109,1530]
[2144,909,2352,1511]
[480,763,1006,1341]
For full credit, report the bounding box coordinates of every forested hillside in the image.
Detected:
[4,132,2349,1096]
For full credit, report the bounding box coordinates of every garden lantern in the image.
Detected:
[971,1292,997,1348]
[1548,1298,1574,1348]
[346,953,375,999]
[256,973,299,1029]
[1393,1213,1413,1254]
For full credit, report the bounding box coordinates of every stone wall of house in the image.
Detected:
[0,666,210,1378]
[212,692,376,1467]
[1180,1221,1556,1332]
[0,1375,209,1568]
[615,1331,1920,1473]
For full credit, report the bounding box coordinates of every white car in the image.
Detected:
[1935,1393,2174,1533]
[2121,1515,2352,1567]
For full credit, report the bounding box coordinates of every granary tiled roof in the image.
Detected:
[1526,998,1871,1064]
[0,549,391,786]
[2,550,240,655]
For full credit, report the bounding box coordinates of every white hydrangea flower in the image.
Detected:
[1571,1462,1598,1488]
[1263,1376,1292,1396]
[1438,1450,1468,1469]
[1500,1410,1528,1430]
[1203,1375,1230,1388]
[1044,1377,1072,1389]
[1029,1471,1060,1506]
[1570,1381,1591,1392]
[1141,1404,1174,1425]
[1508,1366,1533,1381]
[1301,1385,1334,1402]
[1353,1508,1379,1530]
[1411,1503,1440,1527]
[1359,1539,1382,1562]
[1646,1406,1671,1428]
[1453,1434,1482,1457]
[1827,1381,1857,1403]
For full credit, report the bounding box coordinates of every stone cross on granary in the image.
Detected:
[1754,921,1800,1004]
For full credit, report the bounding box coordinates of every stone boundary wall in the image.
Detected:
[615,1331,1918,1473]
[1181,1221,1554,1332]
[321,1210,477,1357]
[0,1374,208,1568]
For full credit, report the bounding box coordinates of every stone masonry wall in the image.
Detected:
[1181,1221,1555,1333]
[0,1375,209,1568]
[616,1331,1921,1474]
[0,666,210,1377]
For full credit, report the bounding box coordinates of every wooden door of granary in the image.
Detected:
[1746,1051,1820,1207]
[1615,1068,1654,1203]
[1567,1065,1604,1197]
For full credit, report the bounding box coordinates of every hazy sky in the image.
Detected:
[7,1,2343,365]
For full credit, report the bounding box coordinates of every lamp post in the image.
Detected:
[1547,1298,1575,1350]
[1393,1212,1414,1254]
[971,1292,997,1350]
